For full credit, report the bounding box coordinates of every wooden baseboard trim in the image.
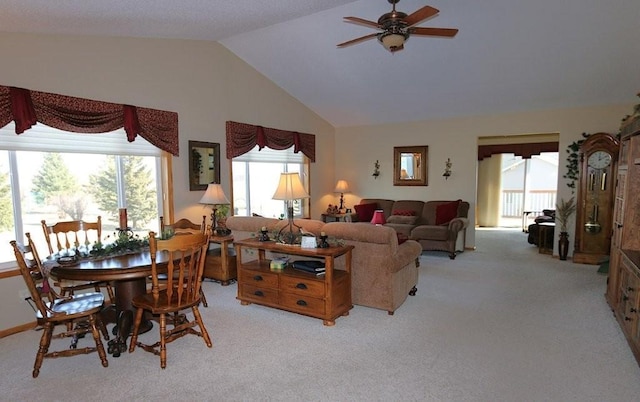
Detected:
[0,321,37,339]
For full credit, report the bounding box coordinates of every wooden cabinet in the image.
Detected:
[607,116,640,364]
[234,238,353,326]
[203,235,237,285]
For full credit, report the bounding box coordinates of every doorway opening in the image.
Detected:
[476,133,559,231]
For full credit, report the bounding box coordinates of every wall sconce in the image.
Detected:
[443,158,452,180]
[372,160,380,179]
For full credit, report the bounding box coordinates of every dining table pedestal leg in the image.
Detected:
[114,278,153,334]
[107,278,152,357]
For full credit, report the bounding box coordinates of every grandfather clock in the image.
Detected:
[573,132,620,264]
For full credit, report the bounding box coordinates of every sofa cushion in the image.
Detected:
[435,200,461,225]
[411,224,449,241]
[354,202,377,222]
[387,215,418,225]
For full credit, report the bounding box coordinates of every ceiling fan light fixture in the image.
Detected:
[380,32,406,51]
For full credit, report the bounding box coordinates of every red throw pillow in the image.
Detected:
[435,200,461,225]
[392,209,416,216]
[354,203,377,222]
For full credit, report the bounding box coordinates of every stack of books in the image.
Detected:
[270,256,290,270]
[292,260,326,276]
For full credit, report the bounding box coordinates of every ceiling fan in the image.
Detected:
[337,0,458,53]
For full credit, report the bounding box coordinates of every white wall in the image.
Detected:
[0,32,335,331]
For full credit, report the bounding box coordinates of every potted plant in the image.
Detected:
[555,197,576,260]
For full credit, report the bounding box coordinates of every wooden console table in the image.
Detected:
[234,238,353,326]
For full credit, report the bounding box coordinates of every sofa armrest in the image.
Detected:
[447,217,468,234]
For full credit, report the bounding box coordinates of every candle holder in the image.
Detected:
[318,235,329,248]
[117,227,134,237]
[258,229,270,242]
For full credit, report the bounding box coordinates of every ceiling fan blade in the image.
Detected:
[411,27,459,37]
[343,16,381,29]
[337,33,378,48]
[403,5,439,27]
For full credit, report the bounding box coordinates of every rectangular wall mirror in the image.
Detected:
[189,141,220,191]
[393,146,428,186]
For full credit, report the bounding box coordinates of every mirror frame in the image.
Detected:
[393,146,428,186]
[189,141,221,191]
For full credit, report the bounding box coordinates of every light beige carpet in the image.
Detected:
[1,228,639,401]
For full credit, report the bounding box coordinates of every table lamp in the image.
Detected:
[334,180,351,212]
[199,183,230,234]
[371,210,386,225]
[272,172,310,244]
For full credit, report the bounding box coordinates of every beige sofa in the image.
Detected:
[357,199,470,259]
[225,216,422,314]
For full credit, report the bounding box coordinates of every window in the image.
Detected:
[232,146,309,219]
[0,122,166,270]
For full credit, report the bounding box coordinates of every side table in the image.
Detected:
[203,234,237,285]
[321,213,358,223]
[538,222,555,255]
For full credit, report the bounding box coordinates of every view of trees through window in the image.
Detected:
[0,149,161,268]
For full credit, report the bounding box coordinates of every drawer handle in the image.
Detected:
[253,275,263,282]
[617,223,623,228]
[625,316,633,321]
[296,300,307,306]
[254,290,264,297]
[631,308,638,313]
[623,296,629,301]
[295,283,308,290]
[627,287,635,292]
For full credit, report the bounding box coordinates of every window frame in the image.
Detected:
[230,147,310,219]
[0,123,171,273]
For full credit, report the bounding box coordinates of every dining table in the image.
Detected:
[47,248,172,356]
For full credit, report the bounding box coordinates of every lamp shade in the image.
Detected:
[334,180,351,194]
[199,183,230,205]
[371,210,386,225]
[272,173,310,201]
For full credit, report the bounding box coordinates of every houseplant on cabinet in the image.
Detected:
[555,197,576,260]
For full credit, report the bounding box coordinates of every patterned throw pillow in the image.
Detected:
[391,209,416,216]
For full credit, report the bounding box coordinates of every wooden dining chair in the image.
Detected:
[41,217,115,303]
[160,215,207,235]
[158,216,210,306]
[11,234,109,378]
[129,231,212,369]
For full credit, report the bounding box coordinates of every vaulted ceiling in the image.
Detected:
[2,0,639,127]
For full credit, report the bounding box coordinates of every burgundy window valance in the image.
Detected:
[0,85,179,156]
[478,142,558,161]
[226,121,315,162]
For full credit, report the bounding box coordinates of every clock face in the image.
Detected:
[587,151,612,169]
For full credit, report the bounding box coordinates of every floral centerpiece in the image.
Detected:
[90,231,149,258]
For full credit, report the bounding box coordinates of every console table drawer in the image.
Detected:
[280,293,325,316]
[239,268,279,288]
[239,284,279,304]
[280,275,324,297]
